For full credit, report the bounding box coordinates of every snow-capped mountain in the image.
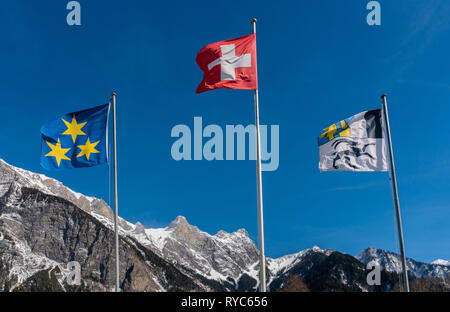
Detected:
[136,216,258,280]
[0,158,326,291]
[96,212,325,290]
[0,159,113,220]
[0,158,219,291]
[357,247,450,282]
[267,246,333,278]
[0,158,448,292]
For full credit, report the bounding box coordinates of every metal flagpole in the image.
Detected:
[381,94,410,292]
[111,92,120,292]
[251,18,266,292]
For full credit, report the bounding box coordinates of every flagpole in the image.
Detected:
[111,92,120,292]
[251,18,266,292]
[381,94,410,292]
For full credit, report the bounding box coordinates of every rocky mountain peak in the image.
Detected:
[166,216,207,248]
[0,158,113,221]
[357,247,388,264]
[215,228,249,239]
[169,215,189,228]
[215,230,227,237]
[236,228,249,237]
[167,216,201,238]
[133,222,146,235]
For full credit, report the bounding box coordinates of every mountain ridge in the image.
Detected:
[0,158,448,292]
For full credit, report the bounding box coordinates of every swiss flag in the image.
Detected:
[195,34,257,93]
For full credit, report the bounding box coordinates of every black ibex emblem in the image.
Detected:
[331,138,375,169]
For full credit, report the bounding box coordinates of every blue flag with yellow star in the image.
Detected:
[40,104,110,170]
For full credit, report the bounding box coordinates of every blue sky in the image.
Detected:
[0,0,449,263]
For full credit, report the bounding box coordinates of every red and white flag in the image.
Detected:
[195,34,257,93]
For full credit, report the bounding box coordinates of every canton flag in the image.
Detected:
[40,104,110,170]
[318,109,388,171]
[195,34,257,93]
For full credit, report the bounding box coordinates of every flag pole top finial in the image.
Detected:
[251,18,257,24]
[381,93,387,98]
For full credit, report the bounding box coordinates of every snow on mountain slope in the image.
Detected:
[0,159,210,291]
[121,216,261,284]
[432,259,450,266]
[267,246,333,277]
[0,159,262,287]
[0,216,63,285]
[357,247,450,282]
[0,159,113,220]
[1,158,449,291]
[119,217,337,287]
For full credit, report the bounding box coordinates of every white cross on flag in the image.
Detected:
[196,34,257,93]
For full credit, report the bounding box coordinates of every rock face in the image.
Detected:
[138,216,260,289]
[0,159,218,292]
[0,159,113,220]
[0,158,448,292]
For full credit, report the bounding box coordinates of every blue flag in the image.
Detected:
[40,104,110,170]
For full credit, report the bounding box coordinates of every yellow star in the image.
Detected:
[62,114,87,143]
[45,138,71,167]
[77,137,100,161]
